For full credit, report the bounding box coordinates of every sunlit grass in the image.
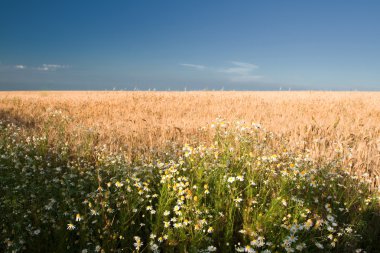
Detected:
[0,116,379,252]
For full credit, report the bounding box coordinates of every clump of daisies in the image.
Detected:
[0,117,379,253]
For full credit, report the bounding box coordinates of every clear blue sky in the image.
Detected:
[1,0,380,90]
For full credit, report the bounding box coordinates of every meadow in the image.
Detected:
[0,91,379,252]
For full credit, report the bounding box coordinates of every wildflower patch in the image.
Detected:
[0,120,379,252]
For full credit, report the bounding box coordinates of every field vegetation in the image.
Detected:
[0,91,379,252]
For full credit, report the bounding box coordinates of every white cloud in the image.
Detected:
[15,65,26,69]
[180,63,206,70]
[220,61,262,82]
[37,64,67,71]
[231,61,259,69]
[220,61,258,75]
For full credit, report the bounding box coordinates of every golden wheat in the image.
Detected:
[0,91,379,188]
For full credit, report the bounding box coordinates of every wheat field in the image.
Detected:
[1,91,380,252]
[0,91,379,188]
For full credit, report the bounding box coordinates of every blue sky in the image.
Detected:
[1,0,380,90]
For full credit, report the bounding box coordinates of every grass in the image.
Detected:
[1,113,379,253]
